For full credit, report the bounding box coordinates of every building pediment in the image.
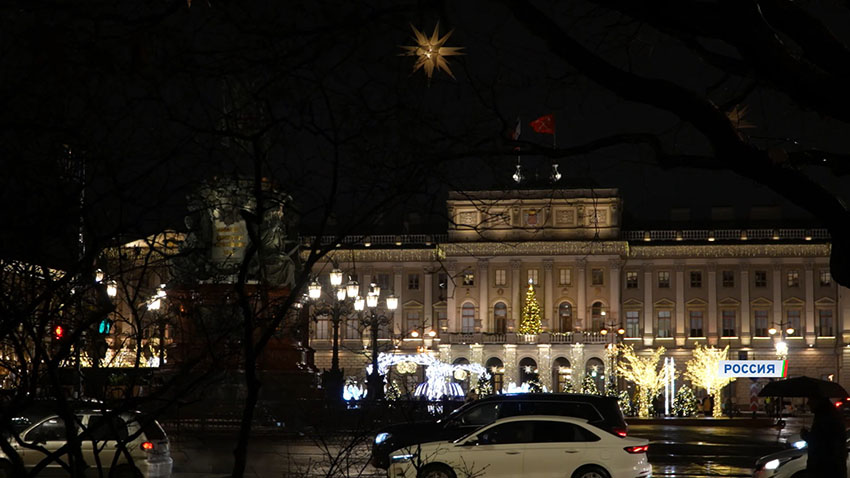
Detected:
[718,297,740,306]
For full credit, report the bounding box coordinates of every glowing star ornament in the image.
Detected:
[399,23,464,80]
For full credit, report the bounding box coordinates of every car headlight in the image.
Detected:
[375,432,390,445]
[391,453,414,463]
[792,440,807,449]
[764,459,781,470]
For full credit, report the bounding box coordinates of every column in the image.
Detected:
[510,260,521,331]
[543,259,554,331]
[577,259,587,331]
[393,266,404,335]
[504,344,518,388]
[675,261,685,347]
[644,269,654,346]
[478,259,488,332]
[805,261,815,345]
[447,261,457,333]
[707,261,717,345]
[772,261,782,336]
[741,266,751,346]
[538,344,552,391]
[609,259,622,324]
[424,270,434,331]
[439,344,452,364]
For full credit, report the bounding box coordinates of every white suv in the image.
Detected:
[0,410,172,478]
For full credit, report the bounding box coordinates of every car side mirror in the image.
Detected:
[463,438,479,446]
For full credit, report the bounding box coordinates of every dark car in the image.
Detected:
[370,393,628,469]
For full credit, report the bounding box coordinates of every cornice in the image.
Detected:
[629,244,830,259]
[440,241,628,257]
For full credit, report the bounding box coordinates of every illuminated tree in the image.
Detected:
[582,374,600,395]
[673,384,699,417]
[519,280,542,335]
[617,345,666,418]
[685,344,733,418]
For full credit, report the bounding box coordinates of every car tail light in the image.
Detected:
[836,402,843,408]
[613,427,628,437]
[624,445,649,454]
[141,441,155,451]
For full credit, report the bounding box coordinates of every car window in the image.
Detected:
[531,421,600,443]
[501,401,603,423]
[459,403,501,426]
[136,417,167,440]
[478,422,535,445]
[83,415,129,441]
[25,417,66,442]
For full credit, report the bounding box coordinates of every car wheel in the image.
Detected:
[418,463,457,478]
[0,460,13,478]
[572,465,611,478]
[112,464,143,478]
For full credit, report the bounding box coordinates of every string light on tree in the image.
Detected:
[684,344,734,418]
[518,278,543,335]
[399,23,464,80]
[617,345,667,418]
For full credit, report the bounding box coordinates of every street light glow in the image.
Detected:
[329,268,343,287]
[308,281,322,299]
[386,294,398,310]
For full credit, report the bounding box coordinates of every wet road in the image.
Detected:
[168,418,809,477]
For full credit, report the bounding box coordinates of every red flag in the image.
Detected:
[530,114,555,134]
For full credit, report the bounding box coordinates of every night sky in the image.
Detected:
[2,0,850,265]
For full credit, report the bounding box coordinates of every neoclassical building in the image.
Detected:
[308,188,848,407]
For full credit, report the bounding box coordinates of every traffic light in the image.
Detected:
[53,325,64,340]
[98,318,113,335]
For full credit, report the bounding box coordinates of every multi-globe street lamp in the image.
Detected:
[307,266,360,401]
[353,283,397,401]
[768,321,796,358]
[599,319,625,393]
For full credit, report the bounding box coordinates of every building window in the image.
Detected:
[486,357,504,394]
[754,310,769,337]
[559,268,571,286]
[435,307,447,333]
[689,310,704,337]
[405,311,421,334]
[438,273,447,300]
[658,271,670,288]
[495,269,506,286]
[462,272,475,286]
[373,273,390,292]
[408,274,420,290]
[527,269,539,285]
[625,311,640,338]
[314,317,329,339]
[626,271,638,289]
[558,302,572,332]
[590,302,604,332]
[553,358,571,393]
[818,309,834,336]
[461,303,475,333]
[591,269,604,286]
[754,271,767,288]
[722,310,736,337]
[493,302,507,334]
[722,270,735,288]
[690,271,702,288]
[345,319,359,340]
[657,310,671,338]
[786,270,799,288]
[820,270,832,287]
[786,309,801,335]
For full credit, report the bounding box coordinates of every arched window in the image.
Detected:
[493,302,507,334]
[585,357,605,394]
[558,302,572,332]
[552,357,571,392]
[591,301,604,332]
[461,303,475,333]
[485,357,504,393]
[519,357,539,386]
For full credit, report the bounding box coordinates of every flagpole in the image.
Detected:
[553,114,557,149]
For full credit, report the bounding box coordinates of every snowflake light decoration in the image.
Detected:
[399,23,464,80]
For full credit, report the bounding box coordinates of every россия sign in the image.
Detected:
[719,360,788,378]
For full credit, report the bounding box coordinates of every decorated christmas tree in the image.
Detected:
[673,384,699,417]
[519,279,543,335]
[475,376,493,397]
[618,390,636,417]
[582,374,600,395]
[562,379,575,393]
[525,378,544,393]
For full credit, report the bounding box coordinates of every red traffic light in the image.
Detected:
[53,325,64,339]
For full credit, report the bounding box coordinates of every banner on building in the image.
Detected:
[719,360,787,378]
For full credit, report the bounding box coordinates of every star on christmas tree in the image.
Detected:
[519,279,542,334]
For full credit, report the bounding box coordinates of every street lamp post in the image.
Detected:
[600,318,625,394]
[768,320,796,358]
[354,283,397,401]
[308,267,359,402]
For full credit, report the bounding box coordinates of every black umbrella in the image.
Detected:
[758,376,849,398]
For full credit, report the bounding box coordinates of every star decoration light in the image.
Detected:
[399,23,464,80]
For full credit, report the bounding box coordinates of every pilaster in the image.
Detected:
[805,261,815,345]
[741,265,751,345]
[510,260,521,331]
[643,270,654,346]
[447,261,457,333]
[707,261,717,345]
[675,261,685,347]
[543,259,554,330]
[538,344,553,391]
[503,344,518,387]
[478,259,488,332]
[577,259,587,331]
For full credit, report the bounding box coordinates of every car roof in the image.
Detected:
[475,393,618,404]
[487,414,591,425]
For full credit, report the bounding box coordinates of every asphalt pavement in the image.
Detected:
[167,416,811,477]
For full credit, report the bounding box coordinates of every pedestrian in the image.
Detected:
[801,395,847,477]
[653,394,664,417]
